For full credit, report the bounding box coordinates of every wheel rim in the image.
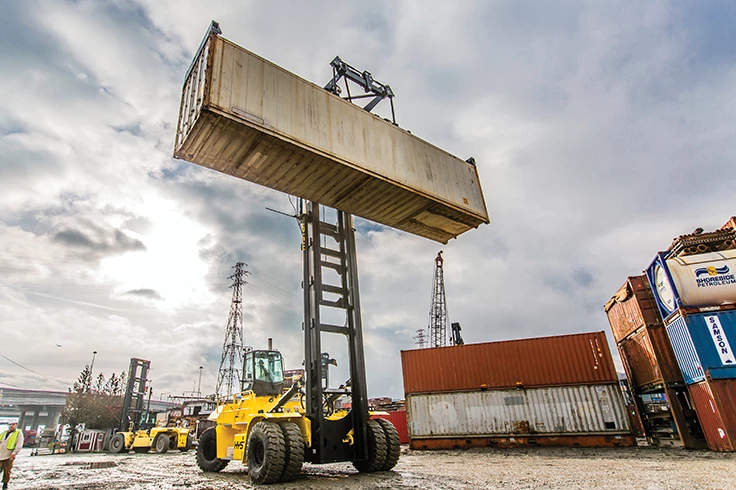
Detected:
[252,438,265,467]
[203,439,217,461]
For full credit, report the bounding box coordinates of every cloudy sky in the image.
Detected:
[1,0,735,400]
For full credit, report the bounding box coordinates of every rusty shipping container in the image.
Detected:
[407,385,634,449]
[688,379,736,452]
[401,332,617,395]
[174,23,489,244]
[604,276,663,343]
[617,324,683,389]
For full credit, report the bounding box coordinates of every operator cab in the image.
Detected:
[243,350,285,396]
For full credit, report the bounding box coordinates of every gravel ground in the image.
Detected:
[7,445,735,489]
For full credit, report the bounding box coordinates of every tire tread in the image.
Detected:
[375,418,401,470]
[352,419,388,473]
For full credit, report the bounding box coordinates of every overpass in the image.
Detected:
[0,387,179,431]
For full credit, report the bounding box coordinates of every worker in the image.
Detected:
[0,420,24,490]
[257,360,272,382]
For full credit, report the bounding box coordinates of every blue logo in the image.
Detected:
[695,265,730,277]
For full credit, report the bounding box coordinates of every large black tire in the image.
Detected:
[279,422,304,482]
[374,418,401,470]
[352,419,387,473]
[247,421,286,484]
[179,433,194,452]
[154,434,170,454]
[196,427,229,473]
[109,434,126,454]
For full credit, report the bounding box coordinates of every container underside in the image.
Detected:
[174,109,486,243]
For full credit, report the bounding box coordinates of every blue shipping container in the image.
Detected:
[666,309,736,384]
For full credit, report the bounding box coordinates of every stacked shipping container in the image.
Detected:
[645,241,736,452]
[604,276,704,448]
[401,332,634,449]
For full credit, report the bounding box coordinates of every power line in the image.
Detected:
[0,353,71,386]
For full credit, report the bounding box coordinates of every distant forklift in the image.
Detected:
[109,358,192,454]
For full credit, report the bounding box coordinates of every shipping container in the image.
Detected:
[174,24,489,244]
[629,387,705,449]
[371,411,409,445]
[605,276,663,343]
[617,324,683,389]
[665,309,736,384]
[688,379,736,452]
[646,250,736,320]
[406,384,633,448]
[401,332,617,395]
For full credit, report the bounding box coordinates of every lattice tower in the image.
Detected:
[428,251,448,347]
[413,328,428,348]
[216,262,250,396]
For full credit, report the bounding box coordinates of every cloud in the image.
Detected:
[53,225,146,256]
[122,288,163,300]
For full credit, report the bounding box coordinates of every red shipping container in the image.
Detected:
[371,411,409,445]
[617,324,683,388]
[605,276,663,343]
[401,331,617,395]
[688,379,736,452]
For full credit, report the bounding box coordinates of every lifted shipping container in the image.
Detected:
[174,24,489,244]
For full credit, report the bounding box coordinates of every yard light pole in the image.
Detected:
[197,366,203,397]
[89,350,97,380]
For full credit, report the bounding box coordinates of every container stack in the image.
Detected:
[604,276,705,448]
[646,245,736,452]
[400,332,634,449]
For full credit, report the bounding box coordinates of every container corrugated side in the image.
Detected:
[406,384,630,439]
[666,310,736,383]
[723,217,736,231]
[708,378,736,450]
[605,276,663,343]
[401,331,617,395]
[688,380,736,452]
[617,324,683,388]
[174,31,489,244]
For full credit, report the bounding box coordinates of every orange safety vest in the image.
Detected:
[1,429,20,450]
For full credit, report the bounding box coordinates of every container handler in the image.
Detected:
[179,22,414,484]
[109,358,193,454]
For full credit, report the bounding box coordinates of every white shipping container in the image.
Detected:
[174,26,489,244]
[407,384,630,438]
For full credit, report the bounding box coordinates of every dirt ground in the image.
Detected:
[8,445,736,490]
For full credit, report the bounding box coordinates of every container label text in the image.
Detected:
[704,315,735,365]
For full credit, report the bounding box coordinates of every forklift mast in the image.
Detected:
[119,358,151,432]
[301,201,369,464]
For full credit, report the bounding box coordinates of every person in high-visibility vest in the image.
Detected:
[0,420,23,490]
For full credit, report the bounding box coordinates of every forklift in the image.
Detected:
[195,202,401,483]
[188,22,402,484]
[109,358,193,454]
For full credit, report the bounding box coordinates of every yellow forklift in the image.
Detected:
[109,358,193,454]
